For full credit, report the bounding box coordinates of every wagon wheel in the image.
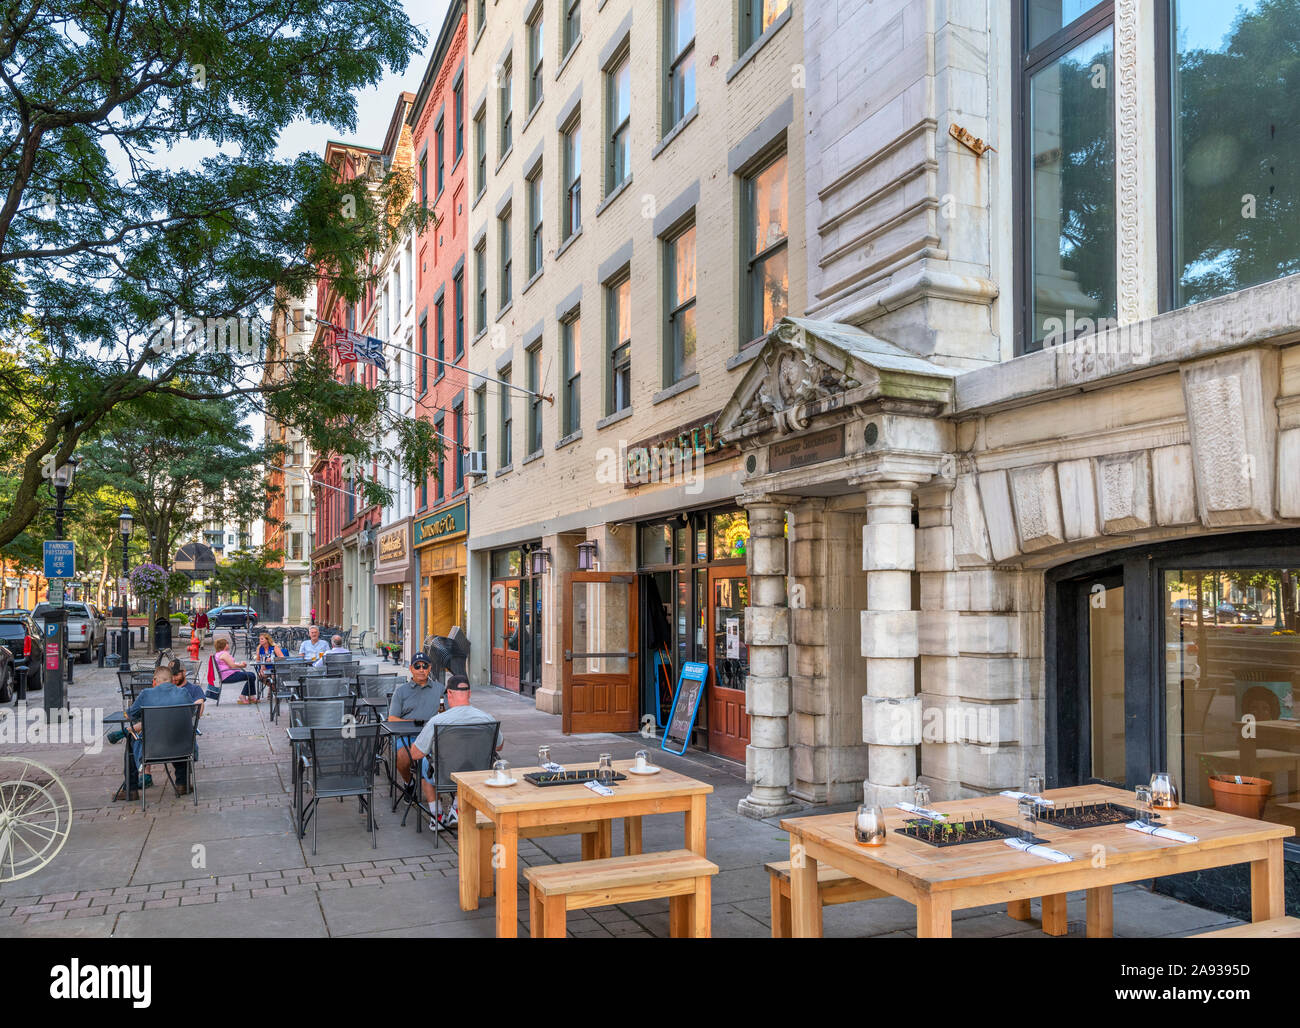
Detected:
[0,757,72,883]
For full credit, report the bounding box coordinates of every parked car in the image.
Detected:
[208,605,259,628]
[1171,598,1199,617]
[0,610,43,692]
[1235,603,1263,624]
[0,641,13,703]
[32,601,107,661]
[1215,602,1239,623]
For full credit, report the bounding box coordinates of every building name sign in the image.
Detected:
[378,527,407,564]
[768,426,845,474]
[623,414,730,489]
[415,502,467,546]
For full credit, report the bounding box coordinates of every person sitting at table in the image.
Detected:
[297,624,330,668]
[326,634,350,656]
[213,636,259,704]
[116,666,201,801]
[387,652,445,801]
[255,632,286,691]
[170,659,205,713]
[407,676,503,829]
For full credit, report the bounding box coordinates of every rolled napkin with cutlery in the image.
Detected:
[1125,821,1197,843]
[541,762,565,772]
[896,801,947,821]
[584,780,615,797]
[1004,837,1073,863]
[999,791,1055,806]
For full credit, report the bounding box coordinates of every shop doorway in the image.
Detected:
[707,568,751,761]
[562,572,639,734]
[491,578,521,691]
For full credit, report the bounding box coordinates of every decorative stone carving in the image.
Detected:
[1181,349,1279,527]
[951,474,992,566]
[1095,452,1153,534]
[1009,465,1065,552]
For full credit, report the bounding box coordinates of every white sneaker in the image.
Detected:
[441,801,458,828]
[429,817,440,831]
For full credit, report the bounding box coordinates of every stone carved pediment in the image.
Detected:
[718,317,955,441]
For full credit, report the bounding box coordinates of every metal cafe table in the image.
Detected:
[284,718,415,837]
[455,759,713,939]
[780,785,1293,938]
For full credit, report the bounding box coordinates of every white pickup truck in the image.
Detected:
[32,601,107,662]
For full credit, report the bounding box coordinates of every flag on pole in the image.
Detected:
[332,327,387,373]
[361,335,388,374]
[332,327,359,364]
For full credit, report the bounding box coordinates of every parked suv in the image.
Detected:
[208,605,259,628]
[0,610,43,692]
[32,601,106,661]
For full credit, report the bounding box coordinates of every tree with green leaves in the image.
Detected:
[0,0,441,552]
[212,545,285,623]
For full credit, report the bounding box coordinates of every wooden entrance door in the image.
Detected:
[562,573,639,734]
[707,568,750,761]
[491,579,521,691]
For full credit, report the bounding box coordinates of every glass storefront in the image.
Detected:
[489,544,542,694]
[638,507,750,759]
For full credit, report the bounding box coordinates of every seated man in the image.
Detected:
[387,652,445,798]
[170,659,205,727]
[408,676,503,829]
[325,634,350,656]
[117,666,201,801]
[297,624,330,667]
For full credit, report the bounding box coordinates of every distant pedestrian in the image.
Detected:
[310,606,316,625]
[194,608,209,636]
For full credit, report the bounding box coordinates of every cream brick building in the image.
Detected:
[465,0,804,790]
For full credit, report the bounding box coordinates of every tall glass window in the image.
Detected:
[499,365,513,467]
[665,0,696,130]
[740,0,789,51]
[666,222,697,384]
[562,118,582,239]
[606,54,631,193]
[435,117,445,196]
[499,208,512,309]
[453,270,465,358]
[562,313,581,436]
[743,151,789,343]
[500,56,513,155]
[564,0,581,57]
[474,242,487,333]
[607,276,631,414]
[474,107,487,196]
[528,7,544,111]
[1169,0,1300,308]
[526,343,542,454]
[527,168,544,278]
[1024,7,1116,349]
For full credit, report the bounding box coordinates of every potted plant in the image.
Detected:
[1200,755,1272,819]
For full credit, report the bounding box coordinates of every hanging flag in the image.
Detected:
[361,334,388,374]
[332,327,359,364]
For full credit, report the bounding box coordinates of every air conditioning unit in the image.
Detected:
[464,450,488,478]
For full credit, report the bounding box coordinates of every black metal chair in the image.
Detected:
[301,724,382,854]
[402,720,500,843]
[138,704,200,811]
[289,698,349,729]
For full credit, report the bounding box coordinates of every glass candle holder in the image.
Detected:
[492,759,511,783]
[855,805,887,846]
[1018,796,1037,839]
[1150,771,1179,809]
[1027,773,1045,796]
[634,749,652,770]
[597,753,613,786]
[913,783,931,810]
[538,745,551,768]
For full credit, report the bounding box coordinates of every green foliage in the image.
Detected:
[213,545,286,602]
[0,1,431,550]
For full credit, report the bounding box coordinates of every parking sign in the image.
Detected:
[43,540,75,579]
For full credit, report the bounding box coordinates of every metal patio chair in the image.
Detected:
[137,704,200,811]
[302,723,382,855]
[401,720,501,843]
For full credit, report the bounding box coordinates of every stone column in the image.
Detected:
[858,482,921,807]
[738,500,801,819]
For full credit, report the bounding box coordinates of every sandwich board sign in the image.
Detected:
[661,661,709,755]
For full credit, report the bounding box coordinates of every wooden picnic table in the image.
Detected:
[455,759,712,939]
[780,785,1293,938]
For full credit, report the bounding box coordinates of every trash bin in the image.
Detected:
[154,617,173,651]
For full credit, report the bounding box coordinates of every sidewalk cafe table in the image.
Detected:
[780,785,1293,938]
[455,759,713,938]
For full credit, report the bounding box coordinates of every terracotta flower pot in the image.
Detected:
[1207,774,1271,820]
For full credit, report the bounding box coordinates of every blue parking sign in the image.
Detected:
[43,540,75,578]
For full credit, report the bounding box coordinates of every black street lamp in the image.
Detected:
[45,456,79,706]
[118,508,133,667]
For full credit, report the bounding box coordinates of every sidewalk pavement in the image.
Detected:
[0,660,1245,938]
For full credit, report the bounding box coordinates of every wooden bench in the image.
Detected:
[766,860,889,938]
[525,849,718,938]
[1194,916,1300,938]
[474,811,615,900]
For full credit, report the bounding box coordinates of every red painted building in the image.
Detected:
[408,0,470,644]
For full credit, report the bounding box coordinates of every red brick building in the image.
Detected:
[408,0,470,644]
